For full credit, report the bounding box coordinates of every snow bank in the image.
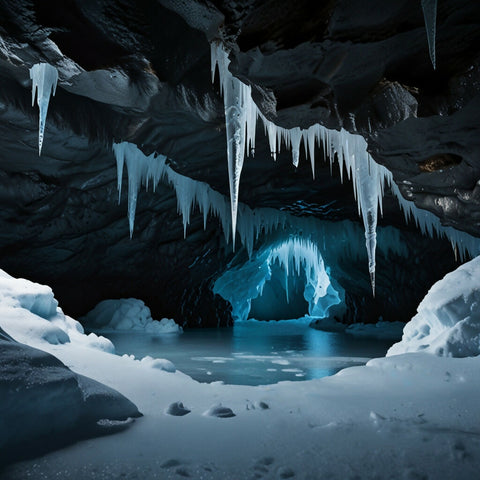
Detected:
[388,256,480,357]
[140,356,176,373]
[81,298,182,334]
[0,270,114,353]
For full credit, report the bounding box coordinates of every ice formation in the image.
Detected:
[211,44,387,293]
[211,44,256,249]
[30,63,58,155]
[113,142,412,273]
[388,255,480,357]
[210,42,480,291]
[421,0,437,69]
[213,237,343,322]
[81,298,182,335]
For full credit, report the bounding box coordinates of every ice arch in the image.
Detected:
[213,237,344,322]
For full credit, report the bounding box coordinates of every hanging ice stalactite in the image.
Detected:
[421,0,437,69]
[113,140,480,288]
[211,43,258,250]
[210,43,387,289]
[30,63,58,155]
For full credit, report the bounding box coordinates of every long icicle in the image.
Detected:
[30,63,58,155]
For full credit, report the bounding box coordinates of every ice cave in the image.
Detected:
[1,1,480,479]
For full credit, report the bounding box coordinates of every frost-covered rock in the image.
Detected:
[81,298,182,334]
[0,269,114,353]
[388,256,480,357]
[0,328,140,465]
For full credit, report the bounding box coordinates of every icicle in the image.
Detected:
[421,0,437,69]
[290,127,302,167]
[211,43,254,250]
[30,63,58,155]
[114,143,125,204]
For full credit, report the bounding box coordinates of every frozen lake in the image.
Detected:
[103,319,395,386]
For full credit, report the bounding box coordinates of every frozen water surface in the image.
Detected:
[101,319,394,386]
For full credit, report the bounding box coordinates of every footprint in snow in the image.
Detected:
[165,401,191,416]
[203,403,236,418]
[246,401,270,411]
[161,459,183,469]
[251,457,295,479]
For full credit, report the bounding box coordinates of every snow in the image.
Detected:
[4,328,480,479]
[388,255,480,357]
[80,298,182,335]
[0,269,114,353]
[0,270,479,478]
[421,0,438,69]
[29,63,58,155]
[140,356,176,373]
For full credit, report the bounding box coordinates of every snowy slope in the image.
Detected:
[389,255,480,357]
[0,270,142,465]
[1,268,479,479]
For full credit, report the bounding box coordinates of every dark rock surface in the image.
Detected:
[0,0,478,326]
[0,327,141,466]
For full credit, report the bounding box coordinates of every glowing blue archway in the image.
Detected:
[213,237,345,322]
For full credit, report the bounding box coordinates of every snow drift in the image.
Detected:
[0,269,114,352]
[388,255,480,357]
[81,298,182,334]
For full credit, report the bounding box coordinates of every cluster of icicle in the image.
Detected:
[30,63,58,155]
[113,142,286,253]
[269,237,331,308]
[210,41,479,294]
[212,235,342,322]
[212,43,393,295]
[113,142,410,266]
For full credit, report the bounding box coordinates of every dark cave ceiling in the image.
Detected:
[0,0,478,326]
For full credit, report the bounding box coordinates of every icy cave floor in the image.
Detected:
[2,334,480,479]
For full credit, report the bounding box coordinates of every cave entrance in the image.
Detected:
[248,263,309,320]
[213,237,345,323]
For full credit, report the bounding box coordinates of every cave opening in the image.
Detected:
[213,236,344,324]
[248,264,309,321]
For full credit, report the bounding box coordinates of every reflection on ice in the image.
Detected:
[103,318,394,386]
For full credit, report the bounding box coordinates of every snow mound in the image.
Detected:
[141,356,176,373]
[203,403,236,418]
[0,269,114,353]
[165,401,191,416]
[388,256,480,357]
[81,298,182,334]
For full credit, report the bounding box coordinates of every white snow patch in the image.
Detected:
[140,356,176,373]
[81,298,182,335]
[0,269,114,353]
[389,255,480,357]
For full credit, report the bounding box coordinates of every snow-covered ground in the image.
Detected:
[1,264,480,479]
